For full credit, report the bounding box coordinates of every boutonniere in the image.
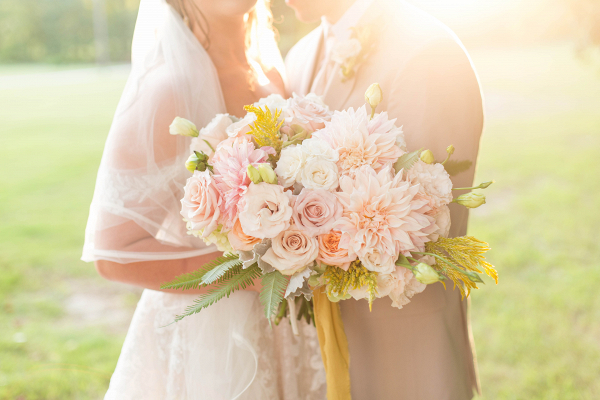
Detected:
[330,22,379,82]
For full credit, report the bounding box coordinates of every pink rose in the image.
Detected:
[180,170,221,237]
[284,93,332,132]
[228,219,261,251]
[238,182,293,239]
[292,188,342,236]
[317,230,357,271]
[262,227,319,275]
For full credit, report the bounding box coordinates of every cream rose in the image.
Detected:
[275,145,306,187]
[238,182,293,239]
[359,248,396,274]
[190,114,233,159]
[292,188,342,236]
[228,219,261,251]
[262,227,319,275]
[317,230,357,271]
[284,93,332,132]
[300,159,339,191]
[180,170,221,237]
[254,93,288,115]
[301,137,338,163]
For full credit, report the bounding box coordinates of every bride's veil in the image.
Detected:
[82,0,241,263]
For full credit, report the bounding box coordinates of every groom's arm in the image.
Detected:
[387,38,484,237]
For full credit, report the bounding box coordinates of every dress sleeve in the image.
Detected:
[82,7,227,263]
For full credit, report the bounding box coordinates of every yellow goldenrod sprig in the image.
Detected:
[422,236,497,298]
[243,105,284,155]
[323,261,378,311]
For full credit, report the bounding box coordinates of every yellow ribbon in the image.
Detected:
[313,288,352,400]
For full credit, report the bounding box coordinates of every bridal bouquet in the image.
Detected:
[163,84,497,334]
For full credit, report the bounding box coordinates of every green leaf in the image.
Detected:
[259,271,288,326]
[174,264,261,322]
[443,159,473,176]
[393,148,422,173]
[200,258,242,286]
[160,253,239,291]
[395,254,410,266]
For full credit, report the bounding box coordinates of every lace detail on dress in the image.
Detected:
[95,162,185,208]
[104,290,326,400]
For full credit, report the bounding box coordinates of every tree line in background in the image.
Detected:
[0,0,597,64]
[0,0,140,63]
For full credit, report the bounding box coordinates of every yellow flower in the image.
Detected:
[258,163,277,184]
[419,149,435,164]
[454,192,486,208]
[246,165,262,184]
[364,83,383,110]
[413,263,443,284]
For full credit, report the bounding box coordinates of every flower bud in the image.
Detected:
[463,270,485,284]
[257,163,277,184]
[413,263,443,285]
[478,181,494,189]
[446,145,455,155]
[169,117,199,137]
[420,149,435,164]
[454,192,486,208]
[364,83,383,110]
[185,153,201,173]
[246,165,262,184]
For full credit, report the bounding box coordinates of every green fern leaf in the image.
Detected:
[160,253,239,291]
[200,258,242,286]
[259,271,288,325]
[174,264,261,322]
[393,148,422,173]
[444,159,473,176]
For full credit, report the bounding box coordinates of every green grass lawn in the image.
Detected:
[1,44,599,399]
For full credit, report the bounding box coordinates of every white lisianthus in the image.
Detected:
[413,263,442,284]
[254,94,288,115]
[169,117,199,137]
[275,145,306,187]
[301,159,339,191]
[190,114,232,157]
[301,137,338,163]
[226,113,257,138]
[331,38,362,65]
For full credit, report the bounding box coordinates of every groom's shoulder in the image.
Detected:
[382,0,467,57]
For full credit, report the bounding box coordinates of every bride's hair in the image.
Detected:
[166,0,278,72]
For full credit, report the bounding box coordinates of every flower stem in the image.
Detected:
[411,251,464,273]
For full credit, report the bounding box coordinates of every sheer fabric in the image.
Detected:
[82,0,226,263]
[105,291,326,400]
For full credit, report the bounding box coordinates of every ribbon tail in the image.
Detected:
[313,288,352,400]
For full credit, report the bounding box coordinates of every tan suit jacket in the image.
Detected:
[286,1,483,399]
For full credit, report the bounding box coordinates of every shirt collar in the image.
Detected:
[322,0,375,42]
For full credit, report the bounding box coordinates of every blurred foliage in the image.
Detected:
[0,0,139,63]
[566,0,600,60]
[0,0,312,63]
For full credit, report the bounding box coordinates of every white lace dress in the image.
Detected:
[104,290,326,400]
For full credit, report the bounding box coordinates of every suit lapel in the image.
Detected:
[299,26,325,96]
